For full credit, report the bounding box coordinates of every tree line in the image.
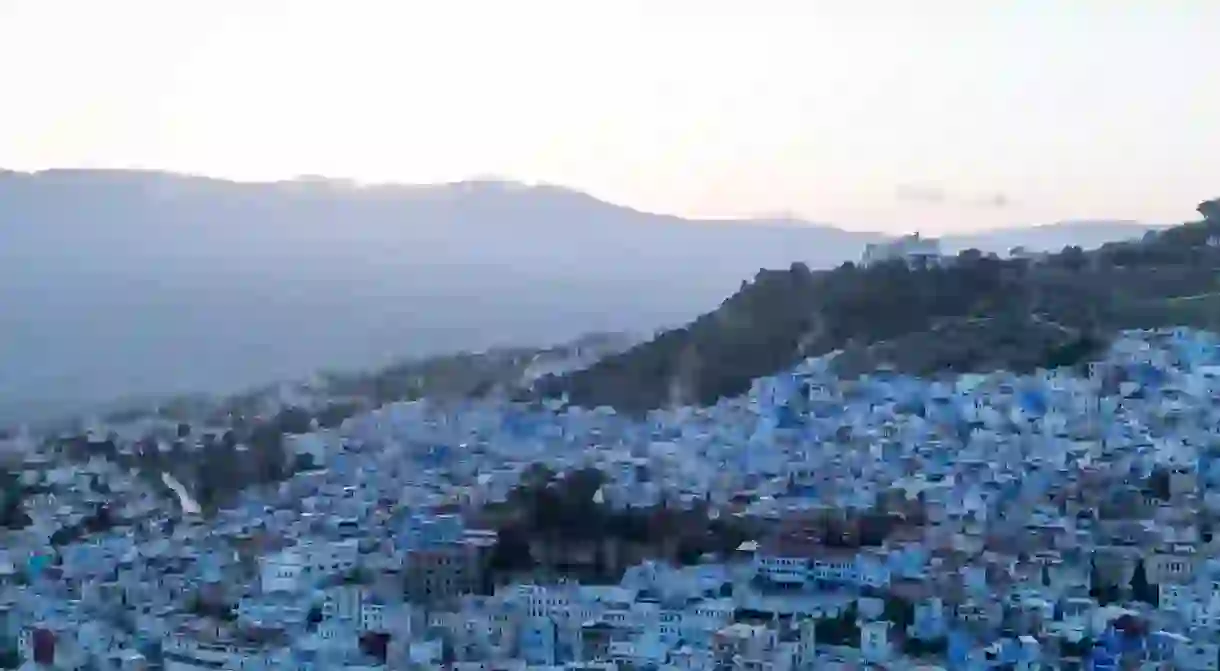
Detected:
[540,203,1220,413]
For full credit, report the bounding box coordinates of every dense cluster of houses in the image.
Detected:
[3,327,1220,670]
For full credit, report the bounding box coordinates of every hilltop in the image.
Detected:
[538,200,1220,414]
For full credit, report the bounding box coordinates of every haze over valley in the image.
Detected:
[0,169,1158,423]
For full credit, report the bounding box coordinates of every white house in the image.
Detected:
[861,233,943,268]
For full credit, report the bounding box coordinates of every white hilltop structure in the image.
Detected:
[861,233,943,268]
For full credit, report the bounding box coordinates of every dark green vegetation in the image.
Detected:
[539,201,1220,413]
[0,468,31,530]
[484,464,758,583]
[815,603,861,647]
[482,463,907,585]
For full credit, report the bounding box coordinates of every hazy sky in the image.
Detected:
[2,0,1217,233]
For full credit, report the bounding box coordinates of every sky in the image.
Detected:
[1,0,1217,234]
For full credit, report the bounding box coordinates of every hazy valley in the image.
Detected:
[0,169,1156,423]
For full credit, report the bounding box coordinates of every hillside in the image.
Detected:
[539,200,1220,413]
[6,331,640,515]
[0,168,1155,423]
[0,170,871,424]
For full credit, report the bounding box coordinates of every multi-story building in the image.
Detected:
[712,623,787,671]
[161,626,288,671]
[259,539,360,593]
[404,531,494,607]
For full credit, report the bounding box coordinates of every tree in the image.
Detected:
[274,407,314,435]
[316,401,361,429]
[1148,467,1171,501]
[0,470,30,530]
[520,463,555,490]
[883,596,915,631]
[50,525,80,546]
[0,646,20,670]
[1060,637,1094,659]
[816,604,861,647]
[1198,197,1220,222]
[1130,558,1156,605]
[293,453,319,472]
[247,423,289,483]
[675,541,705,566]
[1089,557,1120,605]
[904,636,947,657]
[488,525,534,574]
[83,503,114,533]
[1059,245,1087,272]
[359,632,390,662]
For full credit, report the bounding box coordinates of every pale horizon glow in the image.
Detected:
[2,0,1218,234]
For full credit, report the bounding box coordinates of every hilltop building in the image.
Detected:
[861,233,943,268]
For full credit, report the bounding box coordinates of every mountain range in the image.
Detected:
[0,169,1158,423]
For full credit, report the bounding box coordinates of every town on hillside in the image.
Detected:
[1,203,1220,671]
[2,322,1220,670]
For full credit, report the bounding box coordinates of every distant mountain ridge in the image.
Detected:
[943,219,1163,255]
[0,168,1160,423]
